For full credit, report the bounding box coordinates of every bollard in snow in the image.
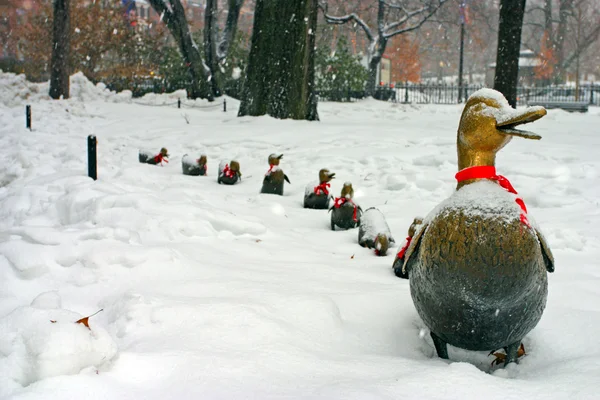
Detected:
[223,98,227,112]
[26,105,31,130]
[178,98,181,109]
[87,135,97,181]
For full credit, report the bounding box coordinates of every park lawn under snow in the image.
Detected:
[0,72,599,399]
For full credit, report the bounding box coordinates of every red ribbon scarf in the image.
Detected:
[265,164,275,176]
[154,153,168,165]
[222,164,235,178]
[395,236,412,261]
[333,197,358,222]
[314,182,330,196]
[455,165,530,227]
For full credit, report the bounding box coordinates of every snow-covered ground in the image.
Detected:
[1,72,599,399]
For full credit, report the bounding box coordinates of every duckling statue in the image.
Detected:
[182,154,207,176]
[261,153,290,195]
[401,89,554,367]
[358,207,395,256]
[139,147,169,165]
[392,217,423,279]
[329,182,362,230]
[304,169,335,209]
[218,160,242,185]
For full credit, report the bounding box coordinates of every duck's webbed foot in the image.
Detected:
[490,342,526,366]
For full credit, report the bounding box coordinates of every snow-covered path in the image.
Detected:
[1,73,600,399]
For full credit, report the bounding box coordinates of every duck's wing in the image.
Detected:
[284,174,291,184]
[535,228,555,272]
[402,222,429,276]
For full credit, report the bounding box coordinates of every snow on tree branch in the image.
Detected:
[384,0,450,37]
[319,3,374,43]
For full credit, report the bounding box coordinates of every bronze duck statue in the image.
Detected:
[402,89,555,367]
[392,217,424,278]
[261,153,290,195]
[304,168,336,209]
[182,154,207,176]
[358,207,395,256]
[139,147,169,165]
[218,160,242,185]
[330,182,362,230]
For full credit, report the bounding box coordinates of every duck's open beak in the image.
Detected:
[277,154,284,159]
[496,106,546,140]
[328,173,336,179]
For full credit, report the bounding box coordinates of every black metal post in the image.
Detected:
[178,98,181,109]
[87,135,97,181]
[26,105,31,130]
[404,81,409,104]
[458,21,465,103]
[223,98,227,112]
[590,83,594,105]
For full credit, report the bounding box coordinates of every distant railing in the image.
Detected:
[100,77,190,98]
[95,76,599,107]
[317,83,600,106]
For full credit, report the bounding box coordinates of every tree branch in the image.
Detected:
[217,0,244,62]
[562,23,600,69]
[147,0,179,38]
[319,3,375,42]
[384,0,450,39]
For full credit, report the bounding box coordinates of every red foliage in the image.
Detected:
[535,31,556,80]
[385,35,421,83]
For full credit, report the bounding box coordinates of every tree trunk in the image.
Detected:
[147,0,213,100]
[238,0,319,121]
[367,61,379,95]
[204,0,221,97]
[554,0,573,83]
[49,0,70,99]
[218,0,245,61]
[493,0,526,108]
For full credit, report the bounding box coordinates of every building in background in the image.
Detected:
[486,49,542,87]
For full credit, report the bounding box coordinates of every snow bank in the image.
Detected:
[0,293,117,397]
[0,75,599,399]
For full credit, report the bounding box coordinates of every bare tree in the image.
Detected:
[204,0,246,97]
[218,0,246,62]
[239,0,319,121]
[523,0,600,83]
[147,0,213,100]
[320,0,450,94]
[49,0,70,99]
[494,0,526,107]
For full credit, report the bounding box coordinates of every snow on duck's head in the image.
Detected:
[457,88,547,170]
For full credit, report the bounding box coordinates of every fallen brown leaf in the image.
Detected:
[76,309,104,330]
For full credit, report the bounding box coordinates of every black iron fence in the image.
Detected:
[317,83,600,106]
[100,77,190,98]
[95,75,599,107]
